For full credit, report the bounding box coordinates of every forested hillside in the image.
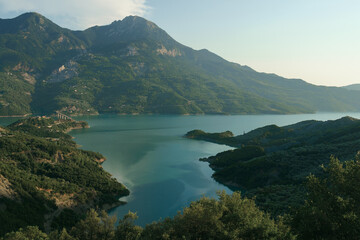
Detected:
[1,13,360,116]
[186,116,360,215]
[2,116,360,239]
[2,156,360,239]
[0,117,129,235]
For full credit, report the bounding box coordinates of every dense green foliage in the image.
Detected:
[185,130,235,145]
[0,117,128,236]
[8,116,88,141]
[1,13,360,116]
[186,116,360,215]
[6,157,360,240]
[3,116,360,239]
[291,156,360,239]
[0,72,34,116]
[202,145,266,168]
[1,192,294,240]
[141,192,293,240]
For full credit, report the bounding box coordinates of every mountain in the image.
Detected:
[186,116,360,215]
[1,13,360,116]
[343,84,360,91]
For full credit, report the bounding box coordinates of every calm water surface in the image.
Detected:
[70,113,360,225]
[2,113,360,225]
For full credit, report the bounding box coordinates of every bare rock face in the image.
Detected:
[12,63,32,72]
[126,46,139,56]
[21,72,36,84]
[156,45,182,57]
[0,175,17,200]
[48,60,79,83]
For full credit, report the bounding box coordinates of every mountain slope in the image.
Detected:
[0,13,86,116]
[343,83,360,91]
[1,13,360,116]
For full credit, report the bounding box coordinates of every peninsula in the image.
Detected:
[186,116,360,215]
[0,117,129,235]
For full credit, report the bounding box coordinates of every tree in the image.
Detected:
[70,209,116,240]
[48,229,76,240]
[292,155,360,239]
[3,226,48,240]
[115,212,143,240]
[141,191,294,240]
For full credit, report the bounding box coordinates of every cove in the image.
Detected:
[69,113,360,225]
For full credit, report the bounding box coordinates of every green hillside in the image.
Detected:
[1,13,360,116]
[186,116,360,215]
[0,117,129,235]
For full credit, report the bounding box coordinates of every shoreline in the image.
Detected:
[2,111,360,119]
[0,114,30,117]
[64,125,90,133]
[66,123,130,211]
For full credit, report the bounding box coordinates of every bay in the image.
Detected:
[69,112,360,225]
[2,113,360,225]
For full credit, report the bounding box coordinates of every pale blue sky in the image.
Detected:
[144,0,360,87]
[1,0,359,86]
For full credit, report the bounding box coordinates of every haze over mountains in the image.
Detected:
[343,84,360,91]
[1,12,360,116]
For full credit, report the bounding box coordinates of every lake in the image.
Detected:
[2,113,360,225]
[70,113,360,225]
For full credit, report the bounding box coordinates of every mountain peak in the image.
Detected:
[2,12,360,116]
[109,15,160,32]
[337,116,358,122]
[82,15,176,47]
[14,12,50,25]
[122,15,146,22]
[17,12,44,18]
[0,12,59,34]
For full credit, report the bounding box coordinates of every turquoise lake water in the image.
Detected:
[2,113,360,225]
[70,113,360,225]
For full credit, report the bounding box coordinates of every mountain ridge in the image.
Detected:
[343,83,360,91]
[1,12,360,116]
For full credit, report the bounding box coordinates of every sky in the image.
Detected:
[0,0,359,87]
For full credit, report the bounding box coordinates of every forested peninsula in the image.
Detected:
[186,116,360,215]
[0,117,129,236]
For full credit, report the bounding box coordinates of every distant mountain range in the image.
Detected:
[343,84,360,91]
[1,12,360,116]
